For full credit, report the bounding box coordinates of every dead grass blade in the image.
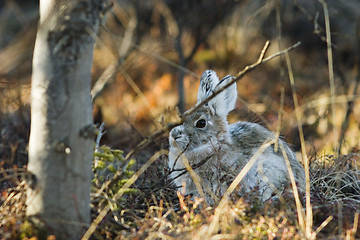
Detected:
[318,0,337,152]
[178,154,206,200]
[314,215,333,237]
[279,143,306,232]
[285,51,313,238]
[318,0,342,234]
[206,139,276,238]
[347,212,359,240]
[82,149,169,240]
[95,41,302,199]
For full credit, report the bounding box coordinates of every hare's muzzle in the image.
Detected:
[169,125,187,147]
[170,127,183,140]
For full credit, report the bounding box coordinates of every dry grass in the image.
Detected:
[1,0,360,239]
[0,151,359,239]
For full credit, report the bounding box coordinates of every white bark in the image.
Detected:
[27,0,103,238]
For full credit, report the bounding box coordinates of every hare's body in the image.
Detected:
[168,70,305,204]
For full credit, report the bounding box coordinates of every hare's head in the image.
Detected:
[169,70,237,158]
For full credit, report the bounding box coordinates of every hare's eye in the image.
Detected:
[195,119,206,128]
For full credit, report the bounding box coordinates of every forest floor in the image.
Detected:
[1,0,360,239]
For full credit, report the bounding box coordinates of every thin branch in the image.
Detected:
[133,40,300,162]
[93,40,301,205]
[175,29,186,113]
[103,26,198,77]
[185,41,300,117]
[91,4,137,101]
[170,154,214,182]
[120,68,159,121]
[94,122,106,158]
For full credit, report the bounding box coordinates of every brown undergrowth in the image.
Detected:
[1,0,360,239]
[1,150,359,239]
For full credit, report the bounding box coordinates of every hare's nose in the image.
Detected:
[171,127,183,139]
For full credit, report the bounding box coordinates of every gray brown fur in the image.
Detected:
[168,70,305,204]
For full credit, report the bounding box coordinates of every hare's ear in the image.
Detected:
[197,70,237,118]
[197,70,220,103]
[212,75,237,117]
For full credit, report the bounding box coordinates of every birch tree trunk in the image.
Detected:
[26,0,103,238]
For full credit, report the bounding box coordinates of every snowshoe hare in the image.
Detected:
[168,70,305,204]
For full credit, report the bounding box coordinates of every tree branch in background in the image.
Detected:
[91,3,136,102]
[175,29,186,113]
[155,0,218,113]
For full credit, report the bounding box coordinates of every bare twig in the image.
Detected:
[294,0,336,47]
[154,0,179,37]
[154,0,186,113]
[130,40,301,162]
[185,41,301,117]
[93,123,106,170]
[293,0,313,21]
[298,95,360,112]
[170,154,214,181]
[119,68,159,121]
[91,62,119,102]
[175,29,186,113]
[95,123,106,152]
[103,26,198,77]
[94,40,301,199]
[91,4,137,101]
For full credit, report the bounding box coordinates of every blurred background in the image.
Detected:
[1,0,360,170]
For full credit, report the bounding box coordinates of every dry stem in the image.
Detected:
[86,40,302,239]
[285,51,313,238]
[82,150,169,240]
[94,40,301,204]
